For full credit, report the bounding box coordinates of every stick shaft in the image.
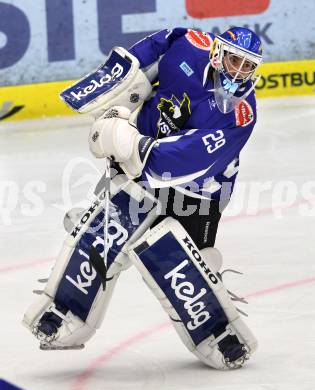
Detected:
[103,157,111,264]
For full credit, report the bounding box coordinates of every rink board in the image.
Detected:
[0,59,314,122]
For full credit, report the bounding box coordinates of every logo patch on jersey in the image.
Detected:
[208,98,216,111]
[157,93,191,138]
[180,61,194,77]
[185,30,212,51]
[235,100,254,127]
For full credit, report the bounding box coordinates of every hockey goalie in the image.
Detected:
[23,26,263,370]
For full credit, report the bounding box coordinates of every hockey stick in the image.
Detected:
[103,156,111,265]
[88,157,113,290]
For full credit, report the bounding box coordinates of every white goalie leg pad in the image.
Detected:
[200,247,223,275]
[23,175,160,349]
[128,217,257,369]
[63,207,85,233]
[23,278,120,349]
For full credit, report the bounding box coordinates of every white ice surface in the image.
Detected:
[0,96,315,390]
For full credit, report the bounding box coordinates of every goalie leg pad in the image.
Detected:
[23,175,159,349]
[128,217,257,369]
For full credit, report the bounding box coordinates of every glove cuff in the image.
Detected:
[121,135,156,179]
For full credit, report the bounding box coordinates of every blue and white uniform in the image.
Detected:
[129,28,257,201]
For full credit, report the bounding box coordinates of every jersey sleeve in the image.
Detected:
[129,28,188,68]
[141,123,254,189]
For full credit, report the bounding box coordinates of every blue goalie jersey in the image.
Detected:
[129,28,258,201]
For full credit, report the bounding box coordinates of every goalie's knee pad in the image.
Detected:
[63,207,85,233]
[23,175,159,349]
[128,217,257,369]
[200,247,223,275]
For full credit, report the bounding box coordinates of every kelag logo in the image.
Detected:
[185,0,270,18]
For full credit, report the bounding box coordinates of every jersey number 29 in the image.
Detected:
[202,130,226,154]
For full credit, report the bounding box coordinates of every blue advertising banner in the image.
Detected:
[0,0,314,86]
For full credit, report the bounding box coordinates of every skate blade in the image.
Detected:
[40,343,85,351]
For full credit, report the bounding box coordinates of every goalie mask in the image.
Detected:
[210,27,262,113]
